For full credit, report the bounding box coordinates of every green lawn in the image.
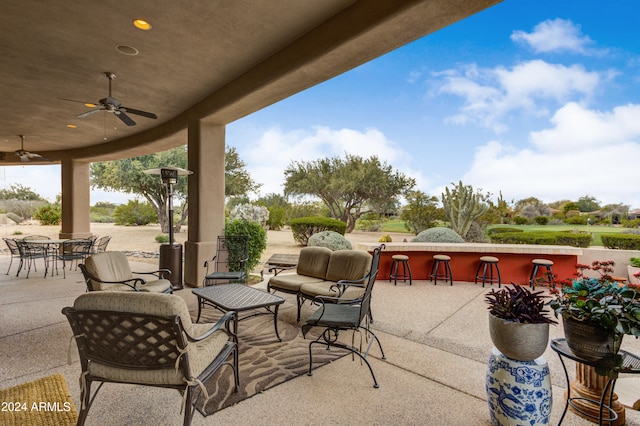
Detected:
[380,219,410,233]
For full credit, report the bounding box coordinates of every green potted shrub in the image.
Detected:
[485,284,557,361]
[628,257,640,285]
[549,260,640,361]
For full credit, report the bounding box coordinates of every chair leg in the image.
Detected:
[529,265,539,289]
[183,386,193,426]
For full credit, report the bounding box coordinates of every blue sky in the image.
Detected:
[4,0,640,209]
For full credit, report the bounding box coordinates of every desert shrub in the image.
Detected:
[225,219,267,273]
[5,212,23,224]
[266,206,286,230]
[465,222,489,243]
[113,200,157,226]
[12,230,23,235]
[33,204,61,225]
[487,227,523,235]
[622,229,640,235]
[622,219,640,228]
[379,234,393,243]
[564,215,587,225]
[355,217,385,232]
[601,233,640,250]
[229,203,269,227]
[290,217,347,246]
[534,216,549,225]
[513,216,529,225]
[412,227,464,243]
[155,234,170,243]
[548,218,565,225]
[308,231,352,251]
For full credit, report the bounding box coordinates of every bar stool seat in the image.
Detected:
[475,256,501,287]
[430,254,453,286]
[529,258,554,289]
[389,254,412,286]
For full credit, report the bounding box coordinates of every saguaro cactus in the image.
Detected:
[441,181,489,239]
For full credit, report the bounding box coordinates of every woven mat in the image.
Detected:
[0,373,78,426]
[197,312,345,416]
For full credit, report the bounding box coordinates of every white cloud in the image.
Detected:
[435,60,600,133]
[511,19,604,55]
[242,126,428,197]
[463,103,640,208]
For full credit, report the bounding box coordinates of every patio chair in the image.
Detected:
[56,238,93,278]
[203,236,249,285]
[90,235,111,253]
[3,237,22,276]
[79,251,173,293]
[302,244,386,388]
[14,239,52,278]
[63,291,239,426]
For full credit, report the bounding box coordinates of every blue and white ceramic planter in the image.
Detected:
[486,347,552,426]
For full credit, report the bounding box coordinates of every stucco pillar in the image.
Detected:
[59,158,92,239]
[184,121,225,287]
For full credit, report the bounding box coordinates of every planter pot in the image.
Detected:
[562,317,623,362]
[488,313,549,361]
[628,265,640,285]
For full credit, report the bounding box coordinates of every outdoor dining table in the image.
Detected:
[22,239,68,277]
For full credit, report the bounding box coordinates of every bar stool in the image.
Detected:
[529,259,554,289]
[475,256,501,287]
[389,254,412,286]
[430,254,453,286]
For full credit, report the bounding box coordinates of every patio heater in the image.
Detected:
[144,167,192,290]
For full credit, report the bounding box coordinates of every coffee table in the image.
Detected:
[192,284,285,341]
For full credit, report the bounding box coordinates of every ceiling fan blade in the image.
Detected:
[19,155,29,162]
[77,109,102,118]
[121,107,157,119]
[116,111,136,126]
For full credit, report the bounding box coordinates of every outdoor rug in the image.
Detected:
[197,312,345,416]
[0,373,78,426]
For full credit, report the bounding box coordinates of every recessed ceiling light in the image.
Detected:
[66,124,77,129]
[84,103,96,108]
[133,19,151,30]
[116,44,139,56]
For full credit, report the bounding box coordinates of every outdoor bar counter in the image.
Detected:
[357,242,582,285]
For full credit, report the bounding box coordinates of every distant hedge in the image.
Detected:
[487,227,523,236]
[290,217,347,246]
[601,233,640,250]
[489,231,591,248]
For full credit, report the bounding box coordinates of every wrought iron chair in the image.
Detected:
[63,291,239,426]
[14,238,51,278]
[79,251,172,293]
[203,236,249,285]
[90,235,111,253]
[302,244,386,388]
[56,238,93,278]
[3,237,22,276]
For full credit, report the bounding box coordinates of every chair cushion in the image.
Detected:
[296,246,332,279]
[139,279,173,293]
[325,250,372,282]
[306,303,360,328]
[299,281,366,301]
[84,252,134,291]
[269,274,326,293]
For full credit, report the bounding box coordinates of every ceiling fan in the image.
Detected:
[14,135,52,162]
[63,72,158,127]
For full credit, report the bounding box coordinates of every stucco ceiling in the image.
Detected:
[0,0,501,165]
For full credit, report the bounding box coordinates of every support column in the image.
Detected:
[184,121,225,287]
[59,158,92,239]
[568,363,625,425]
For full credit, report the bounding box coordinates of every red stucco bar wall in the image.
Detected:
[357,243,583,285]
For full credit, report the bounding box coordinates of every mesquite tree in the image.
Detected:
[441,181,489,240]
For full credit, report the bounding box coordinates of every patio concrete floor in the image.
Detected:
[2,255,640,425]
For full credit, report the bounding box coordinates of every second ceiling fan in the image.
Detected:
[68,72,158,126]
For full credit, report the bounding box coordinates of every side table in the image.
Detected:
[550,338,640,425]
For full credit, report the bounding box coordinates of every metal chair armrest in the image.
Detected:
[184,311,238,342]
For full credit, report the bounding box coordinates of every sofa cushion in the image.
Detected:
[296,246,332,279]
[268,274,326,293]
[325,250,372,282]
[299,281,366,301]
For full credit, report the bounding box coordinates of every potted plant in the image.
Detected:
[628,257,640,285]
[485,284,557,361]
[549,260,640,362]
